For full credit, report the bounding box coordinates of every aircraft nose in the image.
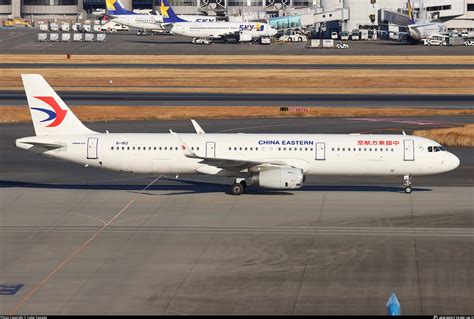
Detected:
[450,153,460,170]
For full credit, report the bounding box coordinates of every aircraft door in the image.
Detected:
[403,139,415,161]
[87,137,98,159]
[206,141,216,158]
[315,142,325,160]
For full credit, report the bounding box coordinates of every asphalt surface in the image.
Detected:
[3,63,474,69]
[1,28,474,55]
[2,91,474,108]
[1,117,473,315]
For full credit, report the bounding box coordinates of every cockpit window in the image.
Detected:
[428,145,446,152]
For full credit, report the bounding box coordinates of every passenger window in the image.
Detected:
[154,147,156,150]
[374,148,377,151]
[364,148,367,151]
[138,147,141,150]
[175,147,178,150]
[239,147,242,151]
[164,147,167,150]
[337,148,340,151]
[122,147,125,150]
[127,147,130,150]
[428,146,432,152]
[256,147,259,151]
[111,146,114,150]
[197,147,200,150]
[250,147,253,151]
[305,148,308,151]
[347,148,350,151]
[245,147,248,151]
[132,147,135,150]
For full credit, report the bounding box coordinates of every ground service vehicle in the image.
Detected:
[351,29,360,40]
[100,21,129,33]
[340,31,349,40]
[279,30,307,42]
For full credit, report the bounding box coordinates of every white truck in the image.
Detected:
[100,21,129,33]
[351,29,360,40]
[279,30,307,42]
[423,34,448,46]
[340,31,349,40]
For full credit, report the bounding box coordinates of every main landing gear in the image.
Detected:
[403,175,413,194]
[230,178,247,195]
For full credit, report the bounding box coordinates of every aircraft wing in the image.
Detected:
[171,131,290,171]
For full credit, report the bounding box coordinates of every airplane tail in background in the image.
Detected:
[160,0,187,23]
[407,0,416,24]
[21,74,96,136]
[106,0,135,15]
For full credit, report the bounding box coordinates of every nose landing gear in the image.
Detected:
[403,175,413,194]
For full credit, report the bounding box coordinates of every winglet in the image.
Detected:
[191,119,206,134]
[170,131,199,158]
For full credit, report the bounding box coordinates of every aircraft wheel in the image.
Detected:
[404,186,412,194]
[231,182,244,195]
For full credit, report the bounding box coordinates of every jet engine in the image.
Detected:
[251,167,304,189]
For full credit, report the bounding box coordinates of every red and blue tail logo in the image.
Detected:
[31,96,67,127]
[161,0,187,23]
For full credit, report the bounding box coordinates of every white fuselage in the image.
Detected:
[110,14,216,31]
[16,133,460,177]
[170,22,277,39]
[408,22,446,40]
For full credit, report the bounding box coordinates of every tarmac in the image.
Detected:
[1,28,474,55]
[2,91,474,108]
[0,117,473,315]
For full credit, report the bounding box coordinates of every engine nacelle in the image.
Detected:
[239,32,252,42]
[251,168,304,189]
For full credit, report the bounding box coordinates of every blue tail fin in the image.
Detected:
[106,0,135,15]
[160,0,187,23]
[407,0,416,24]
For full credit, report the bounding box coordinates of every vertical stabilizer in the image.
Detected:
[22,74,96,136]
[106,0,135,15]
[160,0,187,23]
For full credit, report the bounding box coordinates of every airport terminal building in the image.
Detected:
[1,0,473,32]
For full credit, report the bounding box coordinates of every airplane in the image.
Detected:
[160,0,277,43]
[406,0,446,41]
[105,0,216,35]
[16,74,460,195]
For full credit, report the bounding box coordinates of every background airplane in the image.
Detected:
[17,75,460,195]
[105,0,216,35]
[406,0,446,40]
[160,0,277,43]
